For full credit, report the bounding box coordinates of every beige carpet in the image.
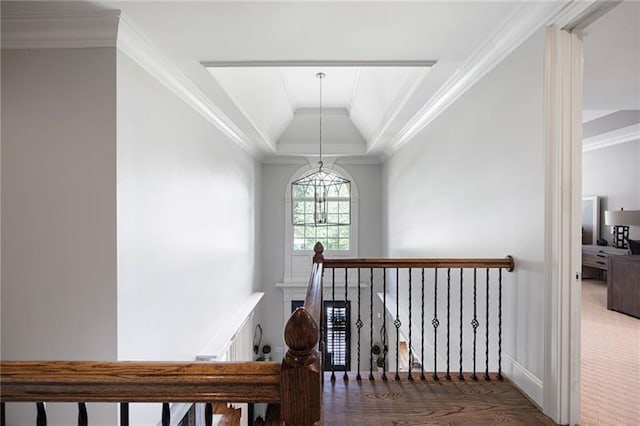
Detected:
[581,279,640,425]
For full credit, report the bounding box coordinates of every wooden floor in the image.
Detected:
[322,373,556,425]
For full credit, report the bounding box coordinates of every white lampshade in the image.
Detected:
[604,210,640,226]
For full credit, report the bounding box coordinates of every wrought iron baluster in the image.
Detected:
[205,402,213,426]
[36,402,47,426]
[344,267,349,382]
[369,268,374,381]
[382,268,388,381]
[1,402,5,426]
[485,268,490,381]
[356,268,362,381]
[421,268,425,381]
[432,268,439,381]
[498,268,503,380]
[120,402,129,426]
[331,268,336,383]
[78,402,88,426]
[394,268,401,381]
[446,268,451,380]
[408,268,413,381]
[162,403,170,426]
[471,268,478,380]
[459,268,464,380]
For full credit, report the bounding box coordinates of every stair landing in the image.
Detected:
[322,372,555,425]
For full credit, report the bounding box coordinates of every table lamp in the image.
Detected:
[604,208,640,249]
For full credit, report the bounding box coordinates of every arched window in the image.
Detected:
[284,165,358,283]
[291,168,351,251]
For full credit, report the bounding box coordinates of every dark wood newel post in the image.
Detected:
[280,243,324,426]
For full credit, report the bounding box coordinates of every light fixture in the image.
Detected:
[291,72,350,226]
[604,208,640,249]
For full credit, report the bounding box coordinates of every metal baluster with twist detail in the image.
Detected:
[498,268,503,380]
[471,268,479,380]
[408,268,413,381]
[205,402,213,426]
[36,402,46,426]
[394,268,401,381]
[369,268,374,381]
[344,267,349,382]
[421,268,426,381]
[458,268,464,380]
[432,268,439,381]
[120,402,129,426]
[446,268,451,380]
[331,268,336,383]
[78,402,88,426]
[356,268,363,381]
[382,268,387,381]
[162,403,170,426]
[485,268,490,381]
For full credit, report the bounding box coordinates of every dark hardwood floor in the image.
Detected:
[322,372,556,425]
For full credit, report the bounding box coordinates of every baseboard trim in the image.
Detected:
[502,353,543,409]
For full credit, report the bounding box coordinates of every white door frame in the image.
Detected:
[543,2,621,423]
[543,25,583,425]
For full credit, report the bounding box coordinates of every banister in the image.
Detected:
[323,255,515,272]
[0,361,281,403]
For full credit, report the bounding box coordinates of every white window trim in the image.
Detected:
[283,164,359,283]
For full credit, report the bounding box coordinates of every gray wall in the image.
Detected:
[583,140,640,241]
[257,162,383,359]
[382,29,546,404]
[1,47,118,425]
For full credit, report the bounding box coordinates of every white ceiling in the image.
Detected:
[12,0,627,160]
[207,66,429,154]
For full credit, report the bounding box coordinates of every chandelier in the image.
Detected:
[291,72,351,225]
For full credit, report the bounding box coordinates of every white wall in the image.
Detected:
[117,50,261,358]
[583,140,640,241]
[382,29,546,404]
[257,162,383,361]
[116,50,262,424]
[1,47,118,424]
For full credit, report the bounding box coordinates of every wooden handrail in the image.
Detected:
[0,361,281,403]
[324,256,515,272]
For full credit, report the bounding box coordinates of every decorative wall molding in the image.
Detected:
[582,124,640,152]
[386,1,570,157]
[1,11,120,49]
[117,14,262,158]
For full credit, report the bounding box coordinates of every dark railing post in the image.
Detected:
[280,242,323,426]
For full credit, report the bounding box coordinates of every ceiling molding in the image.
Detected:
[386,1,570,157]
[118,14,263,158]
[201,60,437,68]
[366,67,429,152]
[279,68,297,112]
[348,68,362,114]
[582,124,640,152]
[261,154,382,165]
[548,0,621,31]
[0,10,120,49]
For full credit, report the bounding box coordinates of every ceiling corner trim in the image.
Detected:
[582,124,640,152]
[1,10,120,49]
[387,1,569,155]
[117,14,263,159]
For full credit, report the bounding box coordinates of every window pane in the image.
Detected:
[328,202,339,214]
[326,238,339,250]
[305,240,316,250]
[316,226,327,238]
[305,226,316,238]
[339,226,349,238]
[339,201,349,214]
[338,239,350,250]
[294,239,305,250]
[294,226,305,238]
[339,214,349,224]
[328,227,339,238]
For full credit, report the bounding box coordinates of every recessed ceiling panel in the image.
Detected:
[280,67,358,109]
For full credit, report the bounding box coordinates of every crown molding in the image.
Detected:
[118,14,262,159]
[385,1,571,157]
[1,10,120,49]
[582,124,640,152]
